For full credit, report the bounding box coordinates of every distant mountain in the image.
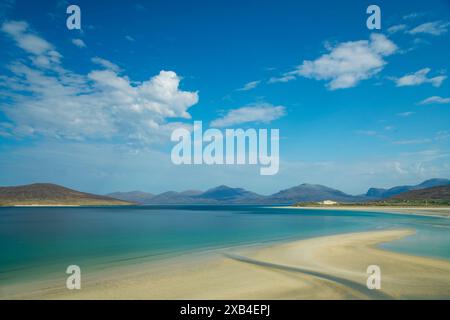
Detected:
[107,191,154,203]
[195,185,263,202]
[112,184,363,205]
[365,178,450,199]
[147,191,205,204]
[107,178,450,205]
[0,183,133,206]
[265,183,364,204]
[391,185,450,201]
[179,190,203,196]
[136,186,263,204]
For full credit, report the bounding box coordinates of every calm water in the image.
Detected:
[0,205,449,285]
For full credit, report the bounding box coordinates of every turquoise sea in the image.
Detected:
[1,205,450,286]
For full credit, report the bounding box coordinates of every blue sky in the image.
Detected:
[0,0,449,195]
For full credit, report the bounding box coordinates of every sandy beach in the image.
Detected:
[281,206,450,218]
[3,228,450,300]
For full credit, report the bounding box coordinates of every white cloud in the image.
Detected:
[211,103,286,127]
[0,21,199,144]
[281,34,397,90]
[395,68,446,87]
[408,21,450,36]
[418,96,450,105]
[125,35,135,42]
[71,38,86,48]
[91,57,121,73]
[387,24,407,34]
[237,80,260,91]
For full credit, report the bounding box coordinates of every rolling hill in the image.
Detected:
[365,178,450,199]
[0,183,133,206]
[385,185,450,205]
[360,185,450,206]
[391,185,450,200]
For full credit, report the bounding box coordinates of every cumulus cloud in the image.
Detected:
[275,34,397,90]
[71,38,86,48]
[211,103,286,127]
[0,20,199,144]
[395,68,446,87]
[237,80,260,91]
[408,21,450,36]
[418,96,450,105]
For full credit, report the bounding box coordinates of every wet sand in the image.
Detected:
[3,229,450,300]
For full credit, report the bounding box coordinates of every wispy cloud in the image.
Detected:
[394,68,446,87]
[91,57,121,73]
[125,35,135,42]
[403,12,426,20]
[272,34,397,90]
[418,96,450,105]
[268,75,295,83]
[135,3,145,10]
[237,80,260,91]
[0,0,15,18]
[211,103,286,127]
[408,21,450,36]
[436,130,450,141]
[393,139,431,145]
[71,38,86,48]
[356,130,377,136]
[387,24,407,34]
[396,111,415,117]
[1,20,62,69]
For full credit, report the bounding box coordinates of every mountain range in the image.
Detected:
[1,179,448,206]
[107,178,450,205]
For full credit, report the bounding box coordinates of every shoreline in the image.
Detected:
[3,228,450,300]
[276,206,450,218]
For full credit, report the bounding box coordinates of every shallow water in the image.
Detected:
[0,205,449,285]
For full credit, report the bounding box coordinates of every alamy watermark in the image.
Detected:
[170,121,280,175]
[66,5,81,30]
[66,265,81,290]
[366,265,381,290]
[366,5,381,30]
